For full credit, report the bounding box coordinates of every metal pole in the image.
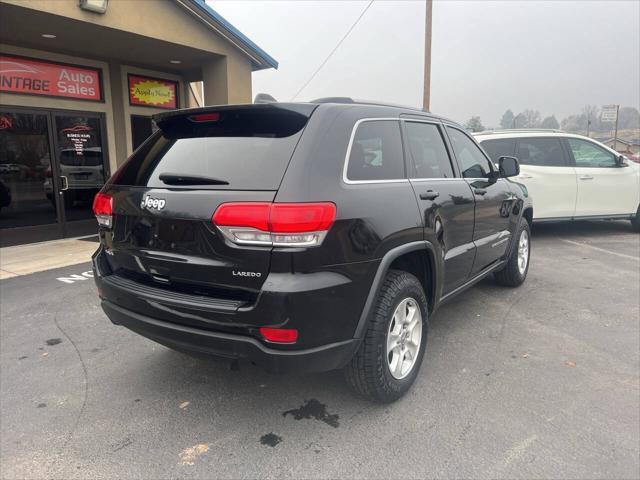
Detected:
[422,0,433,111]
[613,105,619,152]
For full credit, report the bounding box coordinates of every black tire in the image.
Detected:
[344,270,428,403]
[631,206,640,232]
[494,219,531,287]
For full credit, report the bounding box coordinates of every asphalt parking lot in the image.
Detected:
[1,221,639,480]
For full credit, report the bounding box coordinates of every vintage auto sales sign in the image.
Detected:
[128,74,178,109]
[0,55,102,101]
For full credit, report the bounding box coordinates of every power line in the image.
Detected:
[290,0,375,101]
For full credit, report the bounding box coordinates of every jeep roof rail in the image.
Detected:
[474,128,565,136]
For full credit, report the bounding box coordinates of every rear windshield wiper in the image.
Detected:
[158,173,229,186]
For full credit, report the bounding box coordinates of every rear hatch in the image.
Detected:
[98,103,316,306]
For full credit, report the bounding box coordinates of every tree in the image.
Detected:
[513,113,526,129]
[618,107,640,130]
[540,115,560,129]
[561,114,587,133]
[465,116,485,132]
[520,109,541,128]
[500,109,515,129]
[581,105,600,132]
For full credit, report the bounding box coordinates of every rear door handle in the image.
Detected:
[473,188,487,196]
[579,175,594,180]
[419,190,439,200]
[519,173,533,179]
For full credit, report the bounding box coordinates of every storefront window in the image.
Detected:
[0,111,57,229]
[131,115,158,151]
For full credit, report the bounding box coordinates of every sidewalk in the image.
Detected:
[0,236,98,279]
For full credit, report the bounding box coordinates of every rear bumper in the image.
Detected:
[101,300,358,373]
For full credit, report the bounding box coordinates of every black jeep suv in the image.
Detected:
[92,99,532,402]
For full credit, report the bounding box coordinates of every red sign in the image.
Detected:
[0,115,12,130]
[128,74,178,109]
[0,55,102,101]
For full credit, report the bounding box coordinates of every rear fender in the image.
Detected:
[353,241,438,340]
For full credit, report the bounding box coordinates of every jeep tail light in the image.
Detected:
[212,202,336,247]
[259,327,298,344]
[93,193,113,228]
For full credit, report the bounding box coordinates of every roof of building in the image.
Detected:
[184,0,278,70]
[598,137,640,146]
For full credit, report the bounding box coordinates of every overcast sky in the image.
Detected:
[209,0,640,127]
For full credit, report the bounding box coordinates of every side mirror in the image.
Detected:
[498,156,520,178]
[617,155,627,167]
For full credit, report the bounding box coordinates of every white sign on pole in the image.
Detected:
[601,105,618,123]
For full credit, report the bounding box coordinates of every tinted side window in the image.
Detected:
[405,122,454,179]
[446,126,493,178]
[346,120,405,181]
[567,138,617,168]
[516,138,565,167]
[480,138,516,163]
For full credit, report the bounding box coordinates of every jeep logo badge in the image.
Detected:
[141,195,166,211]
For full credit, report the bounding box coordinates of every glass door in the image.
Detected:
[0,109,63,244]
[0,107,110,246]
[51,112,109,236]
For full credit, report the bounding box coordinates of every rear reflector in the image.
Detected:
[212,202,336,247]
[259,327,298,344]
[93,193,113,228]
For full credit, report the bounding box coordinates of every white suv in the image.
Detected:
[475,130,640,231]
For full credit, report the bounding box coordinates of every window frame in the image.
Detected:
[444,124,496,180]
[563,136,619,168]
[342,117,408,185]
[514,136,569,167]
[401,119,459,180]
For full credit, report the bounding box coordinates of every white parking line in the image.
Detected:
[560,239,640,261]
[56,270,94,284]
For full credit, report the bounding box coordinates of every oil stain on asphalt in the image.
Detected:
[260,433,282,447]
[282,399,339,428]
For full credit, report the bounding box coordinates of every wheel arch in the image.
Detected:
[353,241,438,339]
[522,206,533,228]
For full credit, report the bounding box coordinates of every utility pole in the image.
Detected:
[422,0,433,111]
[613,104,619,151]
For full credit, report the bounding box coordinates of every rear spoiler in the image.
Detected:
[152,103,318,139]
[153,103,316,126]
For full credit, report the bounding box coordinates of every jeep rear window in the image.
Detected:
[110,108,311,190]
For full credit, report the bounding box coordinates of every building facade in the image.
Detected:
[0,0,276,246]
